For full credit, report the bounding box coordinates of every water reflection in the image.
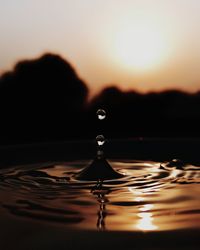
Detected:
[129,188,158,231]
[97,202,106,230]
[91,180,109,231]
[136,204,158,231]
[137,212,157,231]
[0,160,199,232]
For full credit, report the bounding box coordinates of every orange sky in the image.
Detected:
[0,0,200,95]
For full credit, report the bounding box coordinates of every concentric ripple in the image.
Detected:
[0,159,200,231]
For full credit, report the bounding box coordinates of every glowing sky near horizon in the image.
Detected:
[0,0,200,95]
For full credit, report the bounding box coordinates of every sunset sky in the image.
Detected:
[0,0,200,95]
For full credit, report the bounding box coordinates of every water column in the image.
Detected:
[75,109,123,181]
[96,109,106,159]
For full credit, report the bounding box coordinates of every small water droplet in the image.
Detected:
[167,159,185,169]
[96,135,105,147]
[97,109,106,120]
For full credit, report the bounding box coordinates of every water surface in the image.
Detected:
[0,159,199,232]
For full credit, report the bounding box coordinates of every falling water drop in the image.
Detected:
[97,109,106,120]
[75,108,123,180]
[96,135,105,147]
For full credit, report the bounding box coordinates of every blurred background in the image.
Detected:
[0,0,200,144]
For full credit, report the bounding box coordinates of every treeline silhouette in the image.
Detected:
[0,53,200,144]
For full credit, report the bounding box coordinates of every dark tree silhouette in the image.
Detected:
[89,87,200,138]
[0,53,200,145]
[0,53,88,144]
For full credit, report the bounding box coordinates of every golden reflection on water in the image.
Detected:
[123,188,158,231]
[134,196,145,202]
[0,160,200,232]
[136,204,158,231]
[169,169,182,179]
[128,188,158,231]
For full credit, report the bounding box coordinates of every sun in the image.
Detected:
[113,22,169,72]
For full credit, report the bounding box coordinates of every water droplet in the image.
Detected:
[97,109,106,120]
[96,135,105,147]
[166,159,185,169]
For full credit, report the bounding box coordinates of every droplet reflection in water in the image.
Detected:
[97,109,106,120]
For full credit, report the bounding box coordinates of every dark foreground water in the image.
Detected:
[1,140,200,249]
[0,159,199,234]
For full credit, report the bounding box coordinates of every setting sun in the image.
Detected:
[113,21,169,72]
[1,0,200,93]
